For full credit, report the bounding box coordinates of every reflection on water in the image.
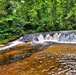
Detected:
[0,43,76,75]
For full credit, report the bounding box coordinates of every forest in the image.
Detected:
[0,0,76,42]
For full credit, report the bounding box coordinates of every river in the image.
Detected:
[0,43,76,75]
[0,31,76,75]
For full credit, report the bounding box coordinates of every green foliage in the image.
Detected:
[0,0,76,41]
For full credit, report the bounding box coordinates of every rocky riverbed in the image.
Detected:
[0,43,76,75]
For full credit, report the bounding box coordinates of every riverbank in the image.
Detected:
[0,35,20,44]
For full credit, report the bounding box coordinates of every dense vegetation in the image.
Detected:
[0,0,76,41]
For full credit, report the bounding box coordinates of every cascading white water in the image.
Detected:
[37,34,44,42]
[45,34,52,40]
[32,31,76,44]
[0,40,24,51]
[0,31,76,51]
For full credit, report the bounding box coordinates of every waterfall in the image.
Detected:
[31,31,76,44]
[0,31,76,51]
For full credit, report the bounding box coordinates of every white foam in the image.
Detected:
[32,39,76,44]
[38,34,44,41]
[32,32,76,44]
[0,41,24,51]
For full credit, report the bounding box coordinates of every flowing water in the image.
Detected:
[0,31,76,75]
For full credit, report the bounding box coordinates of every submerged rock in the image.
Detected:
[0,44,76,75]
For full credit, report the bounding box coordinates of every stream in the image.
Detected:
[0,31,76,75]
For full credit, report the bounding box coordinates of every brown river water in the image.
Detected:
[0,43,76,75]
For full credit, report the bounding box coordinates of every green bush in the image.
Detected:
[0,0,76,41]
